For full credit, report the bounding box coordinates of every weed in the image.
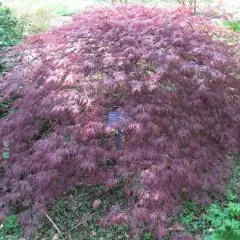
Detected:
[176,201,208,234]
[2,141,9,160]
[0,215,23,240]
[176,155,240,239]
[0,95,19,119]
[142,232,153,240]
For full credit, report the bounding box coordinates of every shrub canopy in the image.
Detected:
[0,5,239,238]
[0,2,23,47]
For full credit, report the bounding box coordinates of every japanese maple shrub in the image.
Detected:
[0,5,239,238]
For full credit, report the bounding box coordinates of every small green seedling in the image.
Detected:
[2,141,9,160]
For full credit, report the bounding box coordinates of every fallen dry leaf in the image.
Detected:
[93,199,101,209]
[52,234,58,240]
[167,223,185,231]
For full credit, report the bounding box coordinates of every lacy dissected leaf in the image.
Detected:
[0,5,239,237]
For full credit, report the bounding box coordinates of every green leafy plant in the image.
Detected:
[203,156,240,240]
[177,155,240,239]
[0,215,23,240]
[143,232,153,240]
[0,57,4,71]
[227,155,240,202]
[2,141,9,159]
[0,95,19,119]
[223,20,240,32]
[0,2,23,47]
[203,202,240,240]
[177,200,240,240]
[177,201,208,234]
[0,57,5,77]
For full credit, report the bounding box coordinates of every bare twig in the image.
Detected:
[44,213,64,238]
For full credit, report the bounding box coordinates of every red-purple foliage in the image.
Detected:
[0,5,239,236]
